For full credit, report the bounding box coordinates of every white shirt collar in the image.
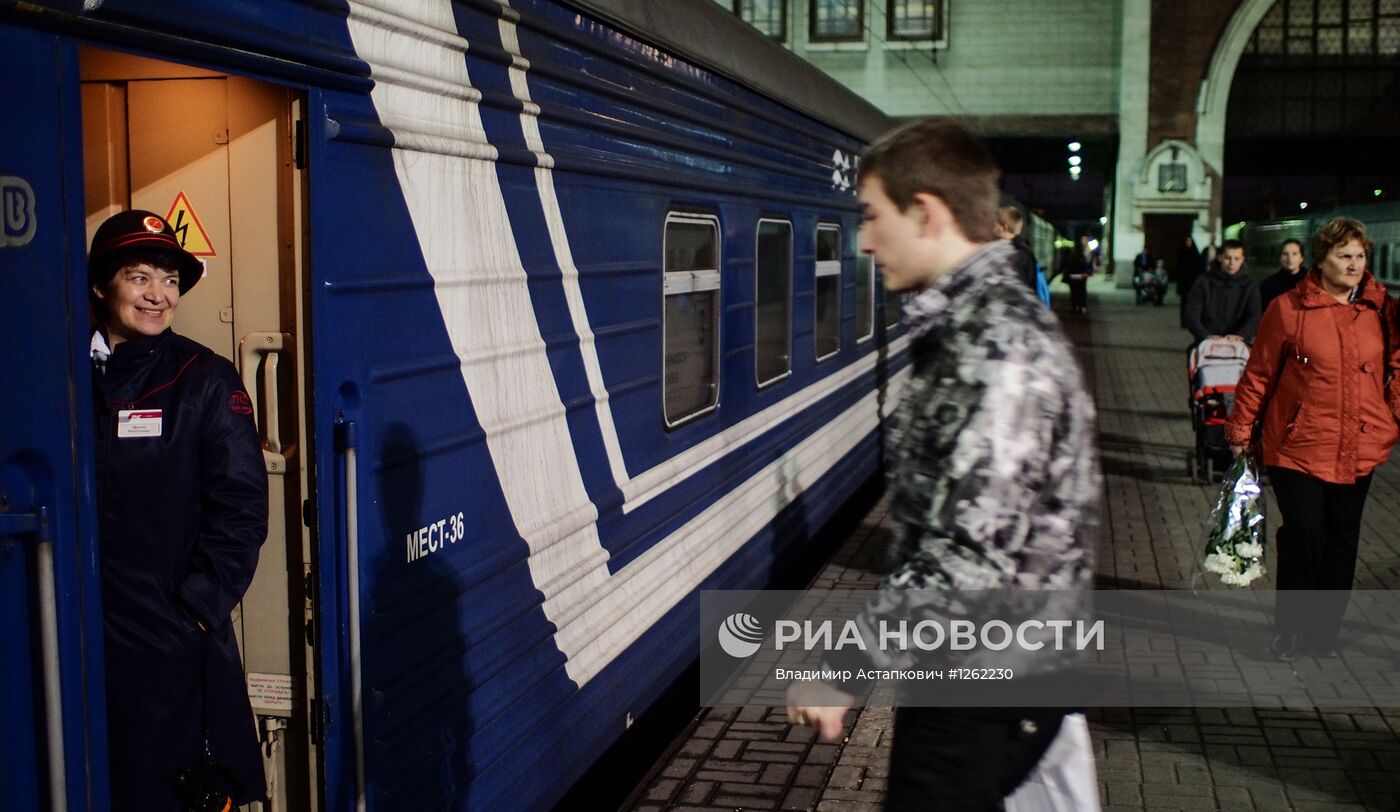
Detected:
[91,330,112,370]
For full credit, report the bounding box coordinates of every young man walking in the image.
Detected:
[1183,239,1262,344]
[787,119,1102,811]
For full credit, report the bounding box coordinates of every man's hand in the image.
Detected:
[1225,334,1244,342]
[1229,444,1246,458]
[786,682,855,743]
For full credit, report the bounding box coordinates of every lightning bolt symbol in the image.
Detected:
[173,209,189,248]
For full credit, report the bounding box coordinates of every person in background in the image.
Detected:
[88,210,268,810]
[1066,235,1094,316]
[786,118,1101,811]
[993,204,1040,295]
[1183,239,1261,345]
[1226,216,1400,661]
[1201,237,1220,275]
[1177,235,1202,325]
[1259,238,1307,312]
[1133,247,1153,277]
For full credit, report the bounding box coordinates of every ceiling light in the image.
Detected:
[1069,156,1082,167]
[1068,141,1082,152]
[1299,202,1308,210]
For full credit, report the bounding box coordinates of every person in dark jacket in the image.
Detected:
[1065,235,1094,315]
[993,204,1040,294]
[1183,239,1262,344]
[1259,238,1306,312]
[1201,238,1220,274]
[1177,236,1202,325]
[1132,248,1153,275]
[89,210,268,811]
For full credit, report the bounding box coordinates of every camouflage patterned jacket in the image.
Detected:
[836,241,1101,679]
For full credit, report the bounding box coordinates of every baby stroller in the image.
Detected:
[1133,262,1168,306]
[1187,336,1249,482]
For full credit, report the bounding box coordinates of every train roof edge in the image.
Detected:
[560,0,895,143]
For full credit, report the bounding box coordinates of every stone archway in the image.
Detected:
[1194,0,1277,219]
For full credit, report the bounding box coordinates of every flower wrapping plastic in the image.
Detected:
[1201,454,1267,587]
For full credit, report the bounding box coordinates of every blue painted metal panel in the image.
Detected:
[0,22,109,811]
[0,2,907,809]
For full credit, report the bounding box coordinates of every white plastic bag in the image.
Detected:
[1005,713,1099,811]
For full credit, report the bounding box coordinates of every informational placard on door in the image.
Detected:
[247,671,295,715]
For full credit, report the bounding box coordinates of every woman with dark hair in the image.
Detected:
[1226,216,1400,661]
[89,210,268,810]
[1259,238,1307,312]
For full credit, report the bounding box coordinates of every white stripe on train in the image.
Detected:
[348,0,903,687]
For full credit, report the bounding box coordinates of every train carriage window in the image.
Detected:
[884,281,904,329]
[755,219,793,386]
[815,224,842,361]
[855,254,874,342]
[810,0,864,42]
[664,213,722,427]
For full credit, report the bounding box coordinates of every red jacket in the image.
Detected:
[1226,269,1400,484]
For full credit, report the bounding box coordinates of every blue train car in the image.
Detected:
[1238,200,1400,287]
[0,0,898,809]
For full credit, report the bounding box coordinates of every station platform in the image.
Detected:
[620,275,1400,812]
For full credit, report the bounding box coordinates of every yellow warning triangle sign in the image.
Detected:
[163,191,217,257]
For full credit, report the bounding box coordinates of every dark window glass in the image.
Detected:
[1232,0,1400,136]
[888,0,939,40]
[884,284,903,329]
[855,254,874,340]
[755,220,793,385]
[811,0,863,40]
[666,221,717,274]
[664,292,719,422]
[663,215,721,426]
[737,0,788,39]
[815,224,841,360]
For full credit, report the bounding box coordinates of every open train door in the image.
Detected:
[0,20,111,812]
[77,47,316,812]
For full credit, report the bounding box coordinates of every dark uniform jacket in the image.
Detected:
[93,329,267,810]
[1183,268,1262,343]
[1259,266,1305,313]
[1008,234,1040,294]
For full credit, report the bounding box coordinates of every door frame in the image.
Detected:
[0,23,111,811]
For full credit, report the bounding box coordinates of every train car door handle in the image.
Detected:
[239,332,294,474]
[0,501,65,808]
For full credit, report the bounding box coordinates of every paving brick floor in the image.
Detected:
[623,277,1400,812]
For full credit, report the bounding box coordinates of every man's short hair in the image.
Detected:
[1310,216,1369,267]
[859,118,1000,243]
[1279,238,1303,254]
[995,205,1024,236]
[1221,239,1245,254]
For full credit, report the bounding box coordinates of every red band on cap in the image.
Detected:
[99,232,182,253]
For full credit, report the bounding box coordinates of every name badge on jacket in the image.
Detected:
[117,409,163,438]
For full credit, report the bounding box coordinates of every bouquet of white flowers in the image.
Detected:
[1202,454,1267,587]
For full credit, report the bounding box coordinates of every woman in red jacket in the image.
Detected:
[1226,216,1400,661]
